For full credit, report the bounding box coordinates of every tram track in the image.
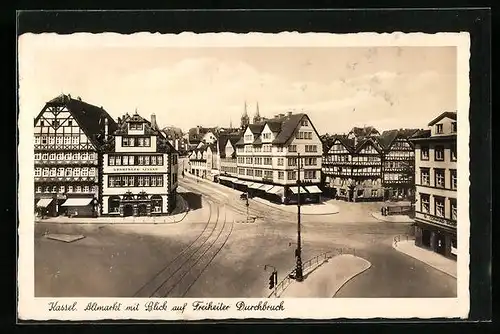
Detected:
[133,199,219,297]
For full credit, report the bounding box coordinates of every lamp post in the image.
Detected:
[295,152,304,282]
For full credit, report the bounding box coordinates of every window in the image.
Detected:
[115,156,122,166]
[34,153,41,160]
[277,158,284,166]
[145,156,150,165]
[450,169,457,190]
[65,168,72,176]
[144,137,151,146]
[40,121,44,126]
[49,168,56,177]
[451,122,457,133]
[238,168,245,175]
[109,156,115,166]
[57,168,64,177]
[72,152,80,160]
[41,153,48,160]
[434,146,444,161]
[421,146,429,160]
[59,186,65,193]
[34,136,40,144]
[157,176,163,187]
[278,171,284,180]
[138,156,144,165]
[152,156,157,165]
[73,168,81,177]
[421,194,430,213]
[287,171,297,180]
[246,157,253,164]
[67,185,73,193]
[49,153,56,160]
[435,197,445,217]
[246,169,254,176]
[451,145,457,161]
[42,168,49,177]
[289,145,297,152]
[255,169,263,177]
[48,137,55,144]
[262,133,271,140]
[304,170,316,179]
[264,157,272,165]
[81,152,88,160]
[52,120,59,127]
[157,155,163,165]
[72,136,79,144]
[305,157,317,166]
[41,136,47,145]
[35,168,41,177]
[435,169,445,188]
[371,189,378,197]
[144,176,150,187]
[288,158,297,166]
[301,119,309,126]
[436,124,443,134]
[64,136,71,144]
[75,186,81,193]
[89,168,96,176]
[36,186,42,193]
[65,153,71,160]
[420,168,430,185]
[56,137,63,144]
[305,145,317,153]
[81,168,89,176]
[57,153,63,161]
[68,120,72,126]
[277,146,283,152]
[450,199,457,221]
[52,186,57,193]
[264,171,273,179]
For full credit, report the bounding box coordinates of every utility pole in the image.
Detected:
[295,153,304,281]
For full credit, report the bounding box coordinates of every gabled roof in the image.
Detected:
[410,129,431,139]
[113,112,162,136]
[248,124,265,135]
[428,111,457,126]
[354,137,383,153]
[266,121,282,133]
[376,130,399,150]
[253,136,263,145]
[272,113,307,145]
[349,126,380,138]
[36,94,118,148]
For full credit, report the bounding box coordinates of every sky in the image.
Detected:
[19,41,457,134]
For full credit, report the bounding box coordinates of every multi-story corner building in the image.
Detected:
[410,111,457,259]
[101,112,178,217]
[34,94,117,217]
[188,142,217,180]
[378,129,419,200]
[322,134,383,202]
[232,112,323,204]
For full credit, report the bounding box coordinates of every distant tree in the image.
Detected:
[400,160,416,202]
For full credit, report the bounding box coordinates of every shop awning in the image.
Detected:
[269,186,285,195]
[239,181,251,186]
[260,184,275,192]
[290,186,307,194]
[61,198,93,207]
[305,185,322,194]
[36,198,53,208]
[248,182,263,189]
[219,175,230,181]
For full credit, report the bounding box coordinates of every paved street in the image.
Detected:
[34,177,456,298]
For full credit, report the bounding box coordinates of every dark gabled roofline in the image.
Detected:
[408,135,457,142]
[428,111,457,126]
[354,137,382,153]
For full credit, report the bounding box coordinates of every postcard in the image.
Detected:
[18,31,470,320]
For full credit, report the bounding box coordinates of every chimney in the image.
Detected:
[104,117,109,137]
[68,94,72,100]
[151,113,158,130]
[354,136,358,147]
[77,96,82,101]
[287,111,292,117]
[279,113,285,118]
[274,114,279,119]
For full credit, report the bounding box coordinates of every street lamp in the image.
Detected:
[294,152,304,282]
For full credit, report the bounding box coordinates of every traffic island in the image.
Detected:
[279,254,371,298]
[371,212,415,223]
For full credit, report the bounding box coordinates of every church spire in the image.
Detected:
[253,101,262,124]
[256,101,260,116]
[241,100,250,129]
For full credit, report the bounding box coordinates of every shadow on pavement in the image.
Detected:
[181,192,203,210]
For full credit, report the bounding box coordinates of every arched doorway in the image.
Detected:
[137,204,148,216]
[123,204,134,217]
[151,195,163,214]
[108,196,120,214]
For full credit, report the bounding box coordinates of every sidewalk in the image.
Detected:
[280,254,371,298]
[393,240,457,278]
[35,194,190,225]
[371,212,415,223]
[253,197,340,215]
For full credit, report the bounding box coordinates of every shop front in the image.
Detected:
[107,191,165,217]
[265,185,285,204]
[61,196,97,217]
[414,219,457,260]
[35,197,57,218]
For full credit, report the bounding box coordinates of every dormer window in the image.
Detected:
[129,122,143,130]
[436,124,443,134]
[451,122,457,133]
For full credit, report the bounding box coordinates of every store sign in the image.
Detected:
[421,213,456,227]
[111,166,163,172]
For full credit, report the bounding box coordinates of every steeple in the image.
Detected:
[229,116,233,129]
[253,101,262,124]
[241,100,250,129]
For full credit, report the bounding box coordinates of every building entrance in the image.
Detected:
[123,204,134,217]
[138,204,148,216]
[422,229,431,248]
[436,233,446,256]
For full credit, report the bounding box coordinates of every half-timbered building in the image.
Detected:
[34,94,118,217]
[101,112,179,217]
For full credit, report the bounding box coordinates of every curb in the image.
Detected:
[392,243,457,279]
[252,198,340,216]
[371,212,414,224]
[332,256,372,297]
[35,193,191,226]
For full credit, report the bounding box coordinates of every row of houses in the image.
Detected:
[186,107,458,260]
[34,94,179,218]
